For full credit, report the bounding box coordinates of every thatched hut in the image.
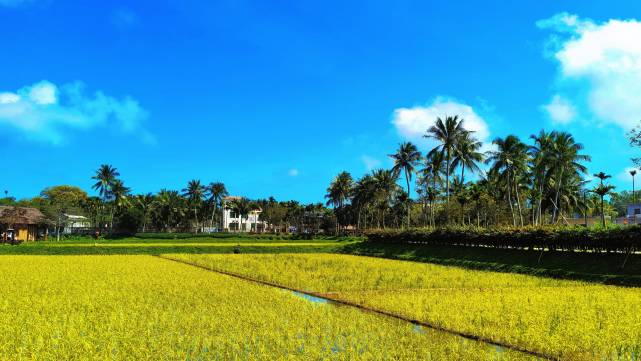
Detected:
[0,206,50,241]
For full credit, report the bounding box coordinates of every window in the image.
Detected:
[635,208,641,215]
[229,211,239,219]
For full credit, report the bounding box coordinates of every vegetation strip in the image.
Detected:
[157,255,554,360]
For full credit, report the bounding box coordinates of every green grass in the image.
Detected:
[0,236,354,255]
[339,242,641,286]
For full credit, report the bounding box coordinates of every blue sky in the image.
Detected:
[1,0,641,202]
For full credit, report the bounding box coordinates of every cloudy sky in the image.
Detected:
[1,1,640,202]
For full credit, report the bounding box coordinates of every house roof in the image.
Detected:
[0,206,49,225]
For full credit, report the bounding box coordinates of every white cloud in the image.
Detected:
[361,155,381,171]
[391,97,490,146]
[288,168,299,177]
[0,80,153,145]
[539,13,641,130]
[542,94,576,124]
[618,167,639,182]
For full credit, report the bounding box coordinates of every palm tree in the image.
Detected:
[390,142,421,228]
[91,165,121,231]
[486,135,529,226]
[109,179,131,229]
[630,170,637,204]
[206,182,228,230]
[529,130,554,225]
[155,189,186,231]
[325,171,354,232]
[547,132,590,223]
[371,169,399,228]
[352,174,376,230]
[593,172,611,185]
[91,164,119,201]
[591,182,616,227]
[425,116,469,219]
[451,132,484,184]
[182,180,205,232]
[229,197,255,232]
[135,193,155,232]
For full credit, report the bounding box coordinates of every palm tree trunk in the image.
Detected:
[446,148,451,221]
[506,171,516,226]
[405,169,411,228]
[514,181,524,226]
[552,169,565,223]
[601,196,606,227]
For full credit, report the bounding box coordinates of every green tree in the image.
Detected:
[135,193,156,232]
[206,182,228,230]
[591,180,616,227]
[228,197,255,232]
[486,135,529,226]
[425,115,468,219]
[451,132,484,184]
[182,180,205,232]
[91,164,120,231]
[389,142,421,228]
[40,185,88,241]
[325,171,354,232]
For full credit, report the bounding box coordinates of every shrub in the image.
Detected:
[365,225,641,253]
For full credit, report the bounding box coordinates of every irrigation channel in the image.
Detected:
[156,255,554,360]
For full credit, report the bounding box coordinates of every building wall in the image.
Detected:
[221,208,266,232]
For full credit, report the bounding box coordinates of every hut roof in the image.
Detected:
[0,206,49,225]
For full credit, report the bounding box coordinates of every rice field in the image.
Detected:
[164,253,641,360]
[0,255,523,360]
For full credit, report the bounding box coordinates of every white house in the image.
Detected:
[63,214,91,234]
[221,196,268,232]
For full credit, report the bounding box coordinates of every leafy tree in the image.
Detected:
[325,171,354,231]
[486,135,529,226]
[591,181,616,227]
[389,142,421,228]
[40,185,88,241]
[425,115,468,219]
[182,180,205,232]
[206,182,228,229]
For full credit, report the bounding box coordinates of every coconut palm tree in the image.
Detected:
[182,180,205,232]
[451,132,484,184]
[91,165,121,231]
[389,142,421,227]
[371,169,399,228]
[529,130,554,225]
[108,179,130,230]
[135,193,155,232]
[630,170,637,204]
[486,135,529,226]
[547,132,590,223]
[325,171,354,232]
[155,189,186,231]
[424,116,469,219]
[206,182,228,230]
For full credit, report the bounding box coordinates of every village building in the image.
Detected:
[0,206,50,242]
[221,196,269,232]
[62,214,92,234]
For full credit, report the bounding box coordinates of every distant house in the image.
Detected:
[63,214,91,234]
[221,196,268,232]
[0,206,50,241]
[627,203,641,218]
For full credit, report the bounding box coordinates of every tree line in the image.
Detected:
[326,115,635,230]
